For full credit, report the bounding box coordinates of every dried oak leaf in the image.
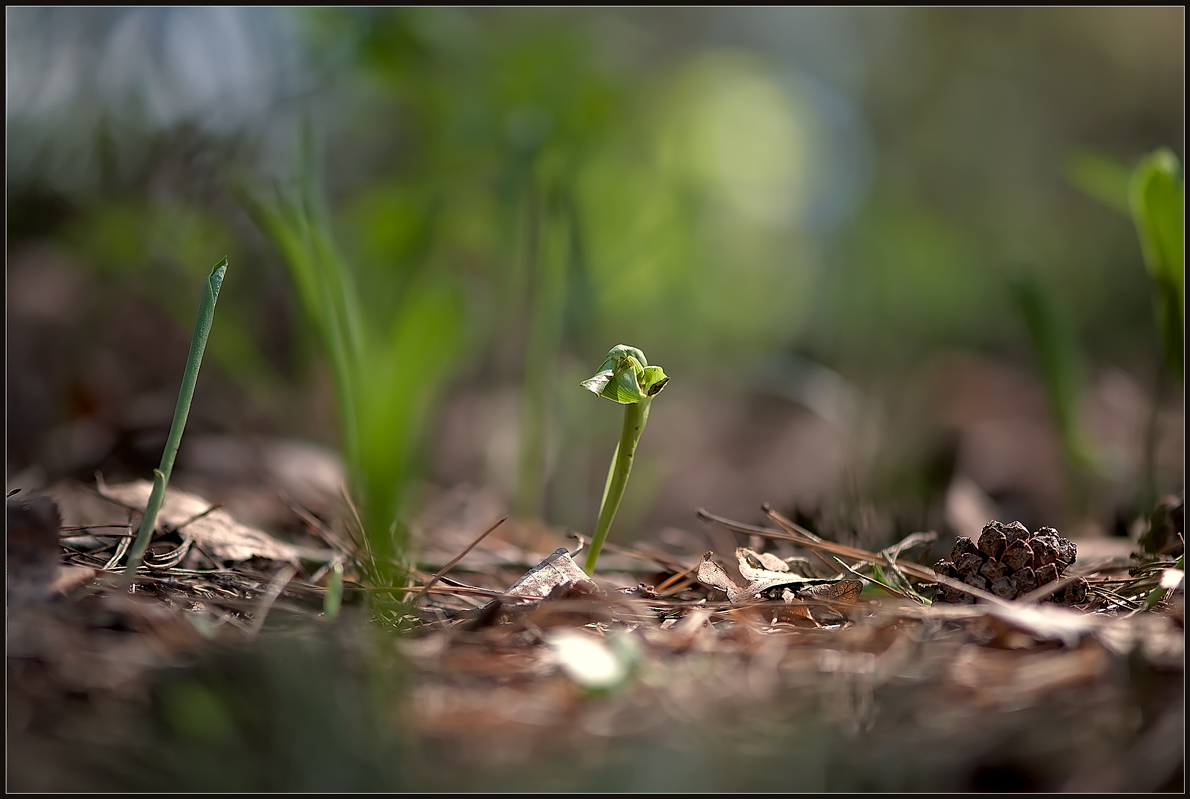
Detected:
[698,549,815,603]
[696,548,858,611]
[503,548,598,601]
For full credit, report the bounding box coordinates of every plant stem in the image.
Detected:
[323,561,344,621]
[583,397,651,575]
[120,259,226,590]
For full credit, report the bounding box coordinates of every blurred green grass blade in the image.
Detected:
[242,191,364,488]
[242,141,465,596]
[515,183,570,519]
[1129,148,1185,381]
[1066,149,1133,215]
[1011,275,1086,450]
[355,282,463,560]
[323,562,344,621]
[1130,148,1186,285]
[1010,273,1096,511]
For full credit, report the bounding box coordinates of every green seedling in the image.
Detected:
[1130,149,1184,510]
[121,258,227,590]
[1067,146,1185,509]
[579,344,669,574]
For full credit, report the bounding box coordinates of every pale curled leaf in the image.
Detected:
[696,548,836,604]
[581,356,646,404]
[735,547,828,589]
[696,552,748,602]
[741,548,792,573]
[578,368,617,397]
[504,548,597,601]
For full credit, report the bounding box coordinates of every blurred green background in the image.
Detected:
[6,7,1184,554]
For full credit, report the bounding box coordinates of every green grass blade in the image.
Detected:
[121,259,227,589]
[1065,149,1132,214]
[515,184,570,519]
[1010,273,1096,514]
[1129,148,1185,381]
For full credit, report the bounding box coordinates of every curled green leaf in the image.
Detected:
[641,365,669,397]
[581,344,668,405]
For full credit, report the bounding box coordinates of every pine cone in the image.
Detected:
[933,521,1086,605]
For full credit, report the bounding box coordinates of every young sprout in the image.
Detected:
[120,258,227,591]
[579,345,669,574]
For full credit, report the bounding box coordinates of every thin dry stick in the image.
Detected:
[762,506,939,582]
[412,516,508,605]
[338,481,381,579]
[103,535,133,572]
[656,563,700,595]
[279,491,351,554]
[833,556,914,600]
[1016,574,1083,606]
[931,572,1006,605]
[339,482,367,548]
[173,502,225,531]
[759,503,829,542]
[248,564,298,637]
[370,583,506,600]
[883,530,937,560]
[60,524,134,534]
[587,536,690,574]
[880,533,936,598]
[931,570,1081,608]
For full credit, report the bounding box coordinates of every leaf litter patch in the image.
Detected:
[6,483,1185,791]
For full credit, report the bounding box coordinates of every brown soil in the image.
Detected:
[6,481,1184,792]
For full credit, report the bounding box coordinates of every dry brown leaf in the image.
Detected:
[696,548,840,604]
[98,480,333,565]
[504,548,598,601]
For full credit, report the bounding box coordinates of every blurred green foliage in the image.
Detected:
[1128,148,1185,382]
[61,201,283,393]
[244,141,465,592]
[1010,273,1095,511]
[5,7,1185,538]
[1065,146,1184,508]
[128,629,407,792]
[259,9,842,552]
